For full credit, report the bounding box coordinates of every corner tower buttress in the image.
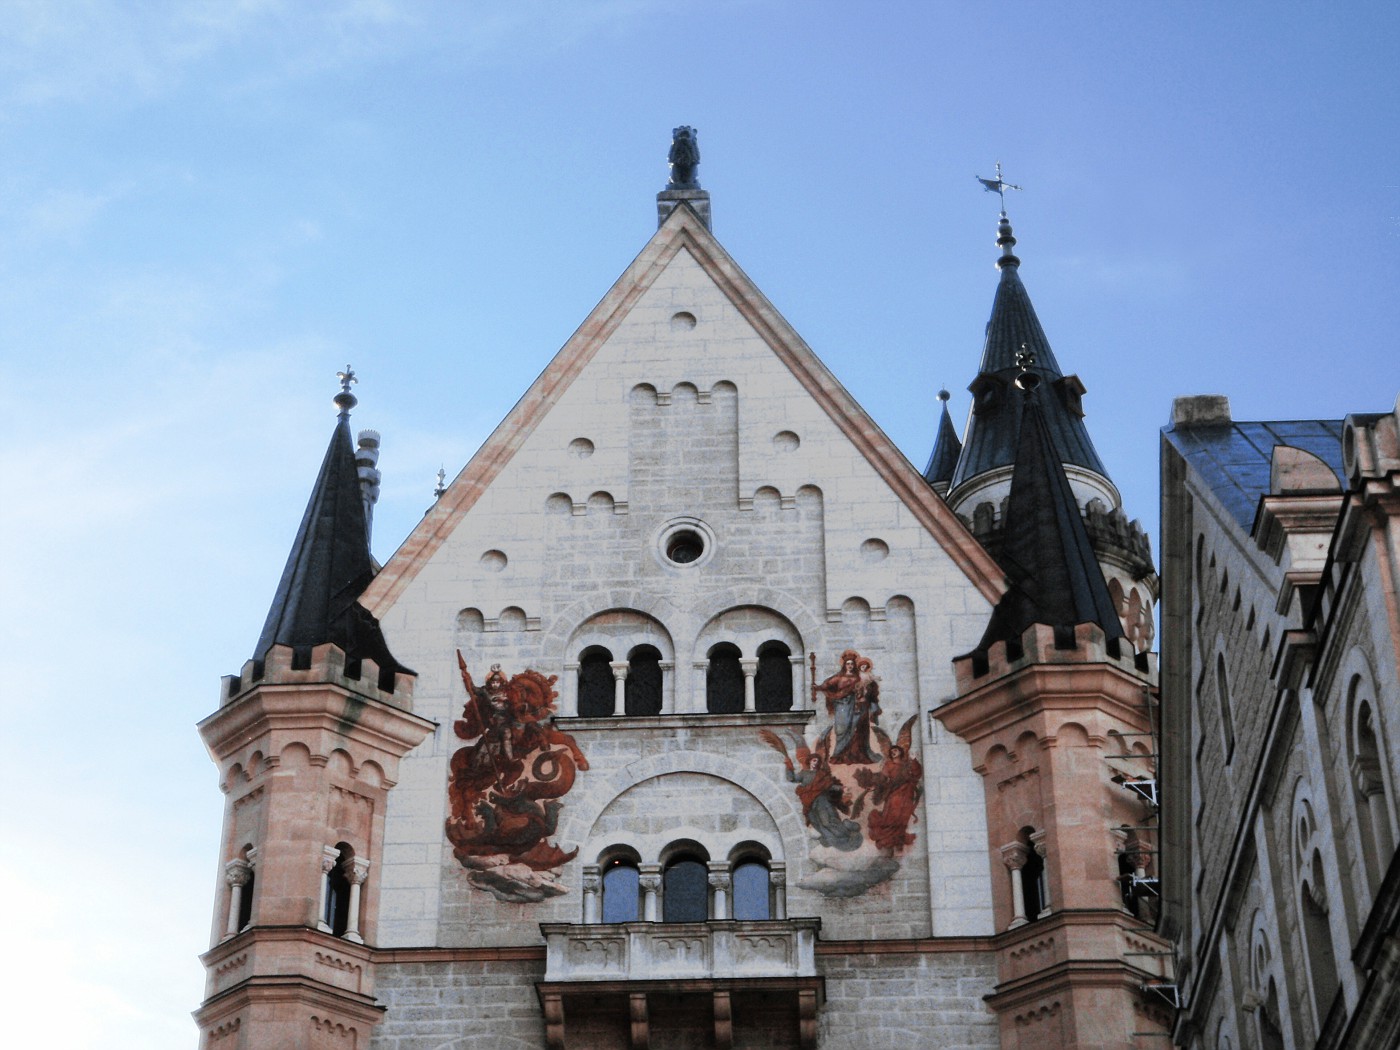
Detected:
[194,376,433,1049]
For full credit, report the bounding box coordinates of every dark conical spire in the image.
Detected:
[974,371,1124,651]
[253,372,413,678]
[949,213,1108,492]
[923,389,962,489]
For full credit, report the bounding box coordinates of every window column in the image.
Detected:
[223,857,252,940]
[771,862,788,919]
[610,661,629,716]
[740,658,759,713]
[582,865,601,923]
[1030,829,1050,917]
[639,864,662,921]
[708,862,731,920]
[1001,842,1029,929]
[344,857,370,943]
[316,844,340,933]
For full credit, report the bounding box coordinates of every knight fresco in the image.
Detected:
[446,653,588,902]
[761,650,922,897]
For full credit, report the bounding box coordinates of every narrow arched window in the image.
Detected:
[755,641,793,713]
[1301,855,1340,1027]
[1216,655,1235,762]
[1352,690,1396,897]
[238,866,255,931]
[625,645,663,716]
[662,857,709,922]
[732,861,771,920]
[602,859,640,923]
[577,646,614,717]
[326,843,353,936]
[1022,839,1046,920]
[706,643,744,714]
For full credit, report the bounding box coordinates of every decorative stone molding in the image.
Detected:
[540,918,821,983]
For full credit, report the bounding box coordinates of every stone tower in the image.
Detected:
[196,139,1172,1048]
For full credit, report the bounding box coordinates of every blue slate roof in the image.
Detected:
[1162,419,1346,529]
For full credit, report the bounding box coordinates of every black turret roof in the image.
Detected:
[975,385,1125,650]
[948,219,1109,491]
[923,396,963,486]
[253,412,412,677]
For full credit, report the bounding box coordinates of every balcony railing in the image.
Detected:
[539,918,820,983]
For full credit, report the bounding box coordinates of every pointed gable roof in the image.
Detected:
[975,384,1124,651]
[923,393,963,487]
[362,202,1006,615]
[255,412,412,675]
[950,217,1108,492]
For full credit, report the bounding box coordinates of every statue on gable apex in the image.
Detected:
[668,126,700,188]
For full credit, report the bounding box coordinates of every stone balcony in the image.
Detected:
[536,919,824,1049]
[540,918,820,982]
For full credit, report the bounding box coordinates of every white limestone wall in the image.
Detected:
[373,244,995,948]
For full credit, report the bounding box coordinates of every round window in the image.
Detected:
[656,517,716,569]
[666,530,705,564]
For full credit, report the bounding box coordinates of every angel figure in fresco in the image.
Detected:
[816,650,882,765]
[447,654,589,879]
[761,730,863,852]
[856,716,923,853]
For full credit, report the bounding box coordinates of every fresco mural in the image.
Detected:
[761,650,922,897]
[446,653,588,902]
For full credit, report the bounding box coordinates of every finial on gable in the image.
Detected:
[658,125,712,231]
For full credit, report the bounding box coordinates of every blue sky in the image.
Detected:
[3,2,1396,1045]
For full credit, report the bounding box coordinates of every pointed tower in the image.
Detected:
[936,208,1157,651]
[934,296,1173,1047]
[195,373,434,1049]
[922,388,963,496]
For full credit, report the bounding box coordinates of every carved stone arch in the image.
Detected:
[1342,649,1398,897]
[1051,721,1092,749]
[694,604,804,662]
[543,591,686,657]
[629,382,658,404]
[686,585,824,656]
[557,749,805,869]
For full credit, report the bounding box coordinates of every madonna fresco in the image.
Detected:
[761,650,922,897]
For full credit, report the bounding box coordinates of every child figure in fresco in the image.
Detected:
[817,650,882,764]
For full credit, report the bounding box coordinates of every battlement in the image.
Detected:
[955,621,1156,693]
[221,642,414,708]
[961,498,1156,583]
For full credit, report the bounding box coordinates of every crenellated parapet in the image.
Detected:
[196,640,435,1050]
[221,640,414,708]
[951,620,1156,701]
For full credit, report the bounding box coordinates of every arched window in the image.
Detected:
[625,645,663,716]
[754,641,793,713]
[663,853,710,922]
[602,858,641,923]
[706,643,744,714]
[1350,685,1396,898]
[1216,654,1235,762]
[577,646,614,717]
[1301,853,1340,1027]
[1021,829,1046,920]
[326,843,354,937]
[237,857,255,931]
[1118,849,1139,917]
[732,860,771,920]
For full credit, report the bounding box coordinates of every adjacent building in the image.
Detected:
[195,141,1171,1048]
[1160,395,1400,1048]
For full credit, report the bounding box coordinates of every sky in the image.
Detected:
[2,2,1397,1046]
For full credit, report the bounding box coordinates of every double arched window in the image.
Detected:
[577,645,665,717]
[705,640,795,713]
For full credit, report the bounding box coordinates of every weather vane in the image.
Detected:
[976,162,1022,214]
[337,365,358,394]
